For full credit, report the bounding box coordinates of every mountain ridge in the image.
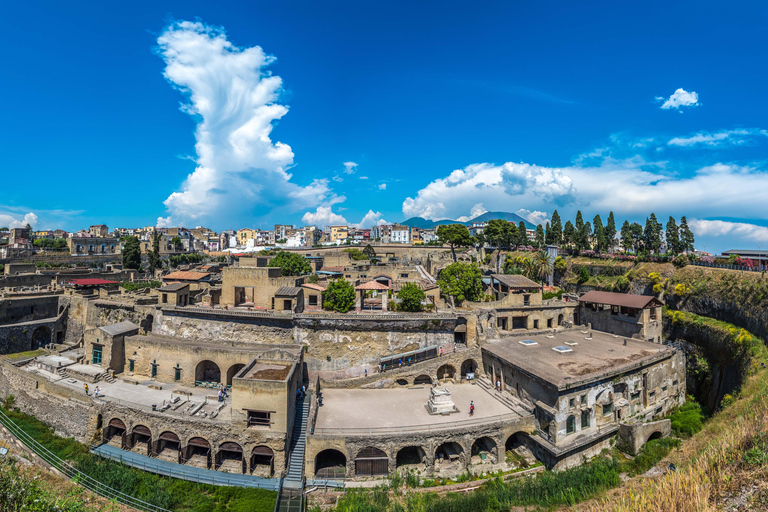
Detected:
[400,211,533,230]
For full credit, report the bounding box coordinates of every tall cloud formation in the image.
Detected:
[689,219,768,244]
[0,211,38,229]
[155,21,340,228]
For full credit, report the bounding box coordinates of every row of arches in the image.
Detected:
[314,432,536,478]
[104,418,275,476]
[392,359,479,387]
[194,360,246,386]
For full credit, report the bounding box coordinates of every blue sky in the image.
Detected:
[1,1,767,253]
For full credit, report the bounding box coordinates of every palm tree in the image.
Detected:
[533,250,554,283]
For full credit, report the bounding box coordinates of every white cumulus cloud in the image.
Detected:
[302,206,347,227]
[689,219,768,244]
[456,203,488,222]
[155,21,341,228]
[356,210,388,229]
[402,162,575,221]
[668,128,768,147]
[343,162,358,174]
[516,209,549,226]
[0,212,38,229]
[657,88,699,111]
[378,183,387,190]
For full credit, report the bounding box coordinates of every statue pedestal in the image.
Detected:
[427,387,458,415]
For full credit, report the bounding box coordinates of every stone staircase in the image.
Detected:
[283,392,310,490]
[476,376,531,415]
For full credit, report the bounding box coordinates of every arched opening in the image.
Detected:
[141,314,154,333]
[413,374,432,386]
[104,418,126,448]
[647,431,663,443]
[471,437,497,464]
[396,379,408,386]
[226,363,246,386]
[437,364,456,381]
[566,415,576,434]
[195,360,221,385]
[460,359,477,378]
[434,442,463,471]
[184,437,212,469]
[216,442,245,474]
[558,314,564,326]
[505,432,540,469]
[396,446,426,468]
[96,414,103,430]
[155,431,181,463]
[130,425,152,455]
[355,446,388,477]
[251,446,275,477]
[315,449,347,479]
[31,326,51,350]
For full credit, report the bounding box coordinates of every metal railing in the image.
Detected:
[691,261,768,273]
[312,411,524,436]
[0,408,171,512]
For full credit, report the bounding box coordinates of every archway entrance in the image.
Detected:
[184,437,211,469]
[558,314,564,326]
[226,364,246,386]
[216,442,245,474]
[471,437,497,463]
[105,418,126,448]
[505,432,540,469]
[396,446,426,468]
[454,324,467,344]
[355,446,388,477]
[315,449,347,479]
[130,425,151,455]
[31,326,51,349]
[195,360,221,385]
[434,442,463,471]
[413,375,432,386]
[251,446,275,477]
[648,431,663,443]
[155,431,181,463]
[437,364,456,381]
[460,359,477,379]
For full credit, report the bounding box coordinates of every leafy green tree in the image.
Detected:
[574,211,585,249]
[437,262,483,307]
[517,221,528,246]
[362,244,376,259]
[122,236,141,270]
[269,250,311,276]
[605,212,617,252]
[397,282,426,312]
[484,219,516,272]
[582,221,593,251]
[323,278,355,312]
[563,221,575,248]
[342,248,367,260]
[534,224,545,248]
[533,250,554,283]
[547,210,563,246]
[666,216,681,255]
[644,214,663,254]
[307,274,319,284]
[554,256,567,273]
[630,222,644,253]
[620,220,632,252]
[148,233,162,274]
[591,215,603,250]
[680,216,695,253]
[170,236,182,250]
[436,224,475,262]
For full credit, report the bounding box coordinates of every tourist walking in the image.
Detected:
[84,383,89,396]
[469,400,475,417]
[496,379,501,392]
[440,346,443,356]
[94,386,100,398]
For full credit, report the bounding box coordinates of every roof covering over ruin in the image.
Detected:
[99,320,139,336]
[275,286,302,296]
[319,266,345,273]
[68,278,120,286]
[162,271,211,281]
[490,274,542,290]
[578,290,662,309]
[158,282,189,292]
[301,283,327,291]
[355,280,391,290]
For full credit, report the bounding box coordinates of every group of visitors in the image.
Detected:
[217,384,228,402]
[296,385,307,401]
[83,384,101,398]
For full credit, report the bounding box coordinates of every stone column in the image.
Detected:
[382,289,388,311]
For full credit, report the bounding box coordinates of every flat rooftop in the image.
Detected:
[315,384,530,435]
[242,362,292,381]
[125,333,302,358]
[483,330,675,389]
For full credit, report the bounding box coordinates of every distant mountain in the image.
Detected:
[400,211,534,230]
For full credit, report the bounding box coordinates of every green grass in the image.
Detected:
[668,399,706,438]
[121,280,162,291]
[617,437,681,476]
[0,406,276,512]
[2,349,47,361]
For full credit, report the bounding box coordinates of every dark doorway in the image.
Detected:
[355,446,388,476]
[315,449,347,479]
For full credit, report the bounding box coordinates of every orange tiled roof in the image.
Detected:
[163,271,211,281]
[355,281,391,291]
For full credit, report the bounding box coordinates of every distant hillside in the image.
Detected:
[400,211,533,230]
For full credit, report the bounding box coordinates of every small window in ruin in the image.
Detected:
[662,385,667,392]
[631,391,640,401]
[128,360,134,372]
[580,394,587,405]
[673,380,678,387]
[247,410,272,427]
[566,415,575,434]
[569,398,575,408]
[649,391,656,401]
[581,409,590,428]
[603,403,614,416]
[308,295,318,306]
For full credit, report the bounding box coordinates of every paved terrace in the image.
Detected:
[314,383,530,436]
[23,363,233,419]
[483,330,676,390]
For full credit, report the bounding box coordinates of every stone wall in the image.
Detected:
[618,419,671,455]
[0,296,60,325]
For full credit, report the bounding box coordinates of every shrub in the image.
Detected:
[397,283,426,312]
[669,399,705,438]
[672,254,689,268]
[554,256,567,273]
[619,437,681,476]
[577,266,590,284]
[323,278,355,313]
[613,275,630,293]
